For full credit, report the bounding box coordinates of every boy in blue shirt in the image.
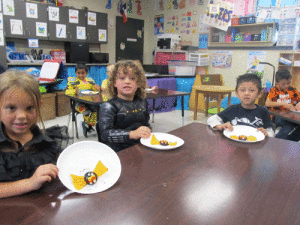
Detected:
[208,73,275,137]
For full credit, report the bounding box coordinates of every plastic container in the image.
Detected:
[168,60,197,76]
[189,53,209,66]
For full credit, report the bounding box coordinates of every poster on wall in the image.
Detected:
[199,14,210,33]
[0,29,4,46]
[26,3,38,19]
[36,22,47,37]
[10,19,23,35]
[0,13,3,29]
[202,0,235,31]
[199,33,208,49]
[56,24,66,38]
[246,51,266,77]
[88,12,96,26]
[3,0,14,16]
[154,14,164,35]
[212,51,232,68]
[69,9,79,24]
[98,29,107,42]
[76,26,86,40]
[49,6,59,21]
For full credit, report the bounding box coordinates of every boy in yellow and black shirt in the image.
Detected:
[65,63,101,137]
[265,69,300,141]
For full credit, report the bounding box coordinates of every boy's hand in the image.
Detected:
[295,102,300,111]
[284,103,296,111]
[94,84,101,92]
[257,127,268,137]
[29,164,59,191]
[129,126,151,140]
[215,122,233,131]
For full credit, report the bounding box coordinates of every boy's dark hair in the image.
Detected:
[236,73,262,91]
[75,63,88,72]
[275,69,291,83]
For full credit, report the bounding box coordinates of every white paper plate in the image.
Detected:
[81,91,99,95]
[57,141,121,194]
[140,133,184,150]
[145,88,153,91]
[223,125,265,143]
[290,109,300,113]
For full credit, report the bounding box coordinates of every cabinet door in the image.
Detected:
[3,0,25,38]
[48,6,69,41]
[24,3,48,40]
[86,11,108,44]
[67,8,87,42]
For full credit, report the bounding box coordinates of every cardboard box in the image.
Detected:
[225,35,231,42]
[56,91,71,117]
[40,93,56,121]
[231,18,239,26]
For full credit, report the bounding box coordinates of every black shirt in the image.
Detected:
[218,104,272,129]
[0,124,59,181]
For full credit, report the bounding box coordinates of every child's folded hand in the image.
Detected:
[285,103,296,111]
[216,122,233,131]
[29,164,59,191]
[257,127,268,137]
[129,126,151,140]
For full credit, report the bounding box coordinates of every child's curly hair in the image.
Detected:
[108,60,147,99]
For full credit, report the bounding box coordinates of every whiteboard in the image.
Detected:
[40,62,60,80]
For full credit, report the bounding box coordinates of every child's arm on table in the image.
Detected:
[0,164,58,199]
[207,114,233,131]
[265,98,296,110]
[257,127,274,137]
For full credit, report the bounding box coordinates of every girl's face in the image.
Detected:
[114,68,138,101]
[76,69,88,81]
[0,87,37,138]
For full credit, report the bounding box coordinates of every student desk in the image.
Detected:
[268,109,300,125]
[2,123,300,224]
[193,85,235,118]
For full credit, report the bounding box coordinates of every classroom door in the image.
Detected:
[116,16,144,64]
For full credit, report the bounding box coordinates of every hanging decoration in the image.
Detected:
[198,0,203,5]
[190,0,195,6]
[167,0,172,10]
[179,0,185,9]
[117,0,123,14]
[106,0,112,9]
[159,0,164,11]
[120,2,128,23]
[173,0,178,9]
[136,0,142,15]
[128,0,133,14]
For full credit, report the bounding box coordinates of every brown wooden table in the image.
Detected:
[269,109,300,125]
[2,123,300,224]
[193,85,235,119]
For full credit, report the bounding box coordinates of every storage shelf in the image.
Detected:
[209,22,276,48]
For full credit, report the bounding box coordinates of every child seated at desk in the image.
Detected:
[0,70,61,198]
[207,73,275,137]
[265,69,300,141]
[65,63,101,137]
[97,60,151,152]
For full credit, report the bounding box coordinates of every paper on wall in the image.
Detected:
[26,2,38,19]
[56,24,66,38]
[49,6,59,21]
[69,9,79,23]
[36,22,47,37]
[88,12,96,26]
[3,0,14,16]
[0,30,4,46]
[0,13,3,29]
[76,26,86,39]
[99,29,107,42]
[10,19,23,35]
